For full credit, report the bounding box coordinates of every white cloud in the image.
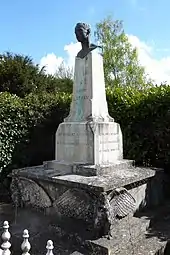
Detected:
[39,43,81,76]
[39,53,63,75]
[39,36,170,84]
[128,35,170,84]
[64,42,81,68]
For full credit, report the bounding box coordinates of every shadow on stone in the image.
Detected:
[133,169,170,254]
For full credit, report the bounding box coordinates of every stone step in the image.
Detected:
[84,215,150,254]
[43,159,135,177]
[116,236,166,255]
[110,214,150,242]
[86,234,166,255]
[76,159,135,176]
[83,207,170,254]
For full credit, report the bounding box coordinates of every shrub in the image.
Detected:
[0,52,73,97]
[0,91,71,181]
[0,92,27,180]
[107,85,170,168]
[21,92,71,167]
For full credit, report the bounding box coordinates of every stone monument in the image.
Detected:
[10,23,165,254]
[47,22,124,175]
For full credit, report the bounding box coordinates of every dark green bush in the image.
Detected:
[0,51,73,181]
[0,91,71,181]
[0,52,73,97]
[107,85,170,168]
[20,92,71,167]
[0,92,27,179]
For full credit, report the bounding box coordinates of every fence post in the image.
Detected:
[1,221,11,255]
[21,229,31,255]
[46,240,54,255]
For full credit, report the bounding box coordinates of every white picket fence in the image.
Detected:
[0,221,54,255]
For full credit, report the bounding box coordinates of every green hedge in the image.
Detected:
[0,91,71,181]
[107,85,170,168]
[0,93,26,174]
[1,84,170,181]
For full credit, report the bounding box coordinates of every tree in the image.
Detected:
[94,16,148,88]
[55,61,73,80]
[0,52,49,97]
[54,61,73,93]
[0,52,73,97]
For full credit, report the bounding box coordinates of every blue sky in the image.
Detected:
[1,0,170,83]
[0,0,170,61]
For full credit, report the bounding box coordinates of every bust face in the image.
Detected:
[75,23,90,43]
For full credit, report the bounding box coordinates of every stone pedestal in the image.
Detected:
[56,122,123,165]
[54,51,124,173]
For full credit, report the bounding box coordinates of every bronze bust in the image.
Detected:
[75,23,100,59]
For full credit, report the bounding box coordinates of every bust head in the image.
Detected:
[75,22,99,58]
[75,23,90,45]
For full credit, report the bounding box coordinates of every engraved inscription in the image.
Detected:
[58,132,79,136]
[76,88,87,93]
[58,132,87,136]
[99,148,118,153]
[98,129,119,154]
[99,132,117,136]
[73,95,89,101]
[57,141,87,145]
[99,132,118,144]
[100,140,118,144]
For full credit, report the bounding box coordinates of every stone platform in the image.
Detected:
[10,164,165,240]
[43,159,134,176]
[55,121,123,166]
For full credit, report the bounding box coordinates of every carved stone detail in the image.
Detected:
[11,177,52,209]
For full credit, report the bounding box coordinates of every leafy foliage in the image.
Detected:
[55,61,73,80]
[0,52,73,96]
[0,52,46,97]
[95,16,148,88]
[0,91,71,181]
[106,84,170,168]
[0,93,27,179]
[0,51,73,181]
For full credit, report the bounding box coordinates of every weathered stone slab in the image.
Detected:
[73,159,134,176]
[10,165,164,239]
[55,121,123,165]
[86,234,166,255]
[43,159,134,176]
[43,160,73,175]
[11,165,157,192]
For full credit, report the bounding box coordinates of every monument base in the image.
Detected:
[55,121,123,165]
[10,165,165,239]
[43,158,134,176]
